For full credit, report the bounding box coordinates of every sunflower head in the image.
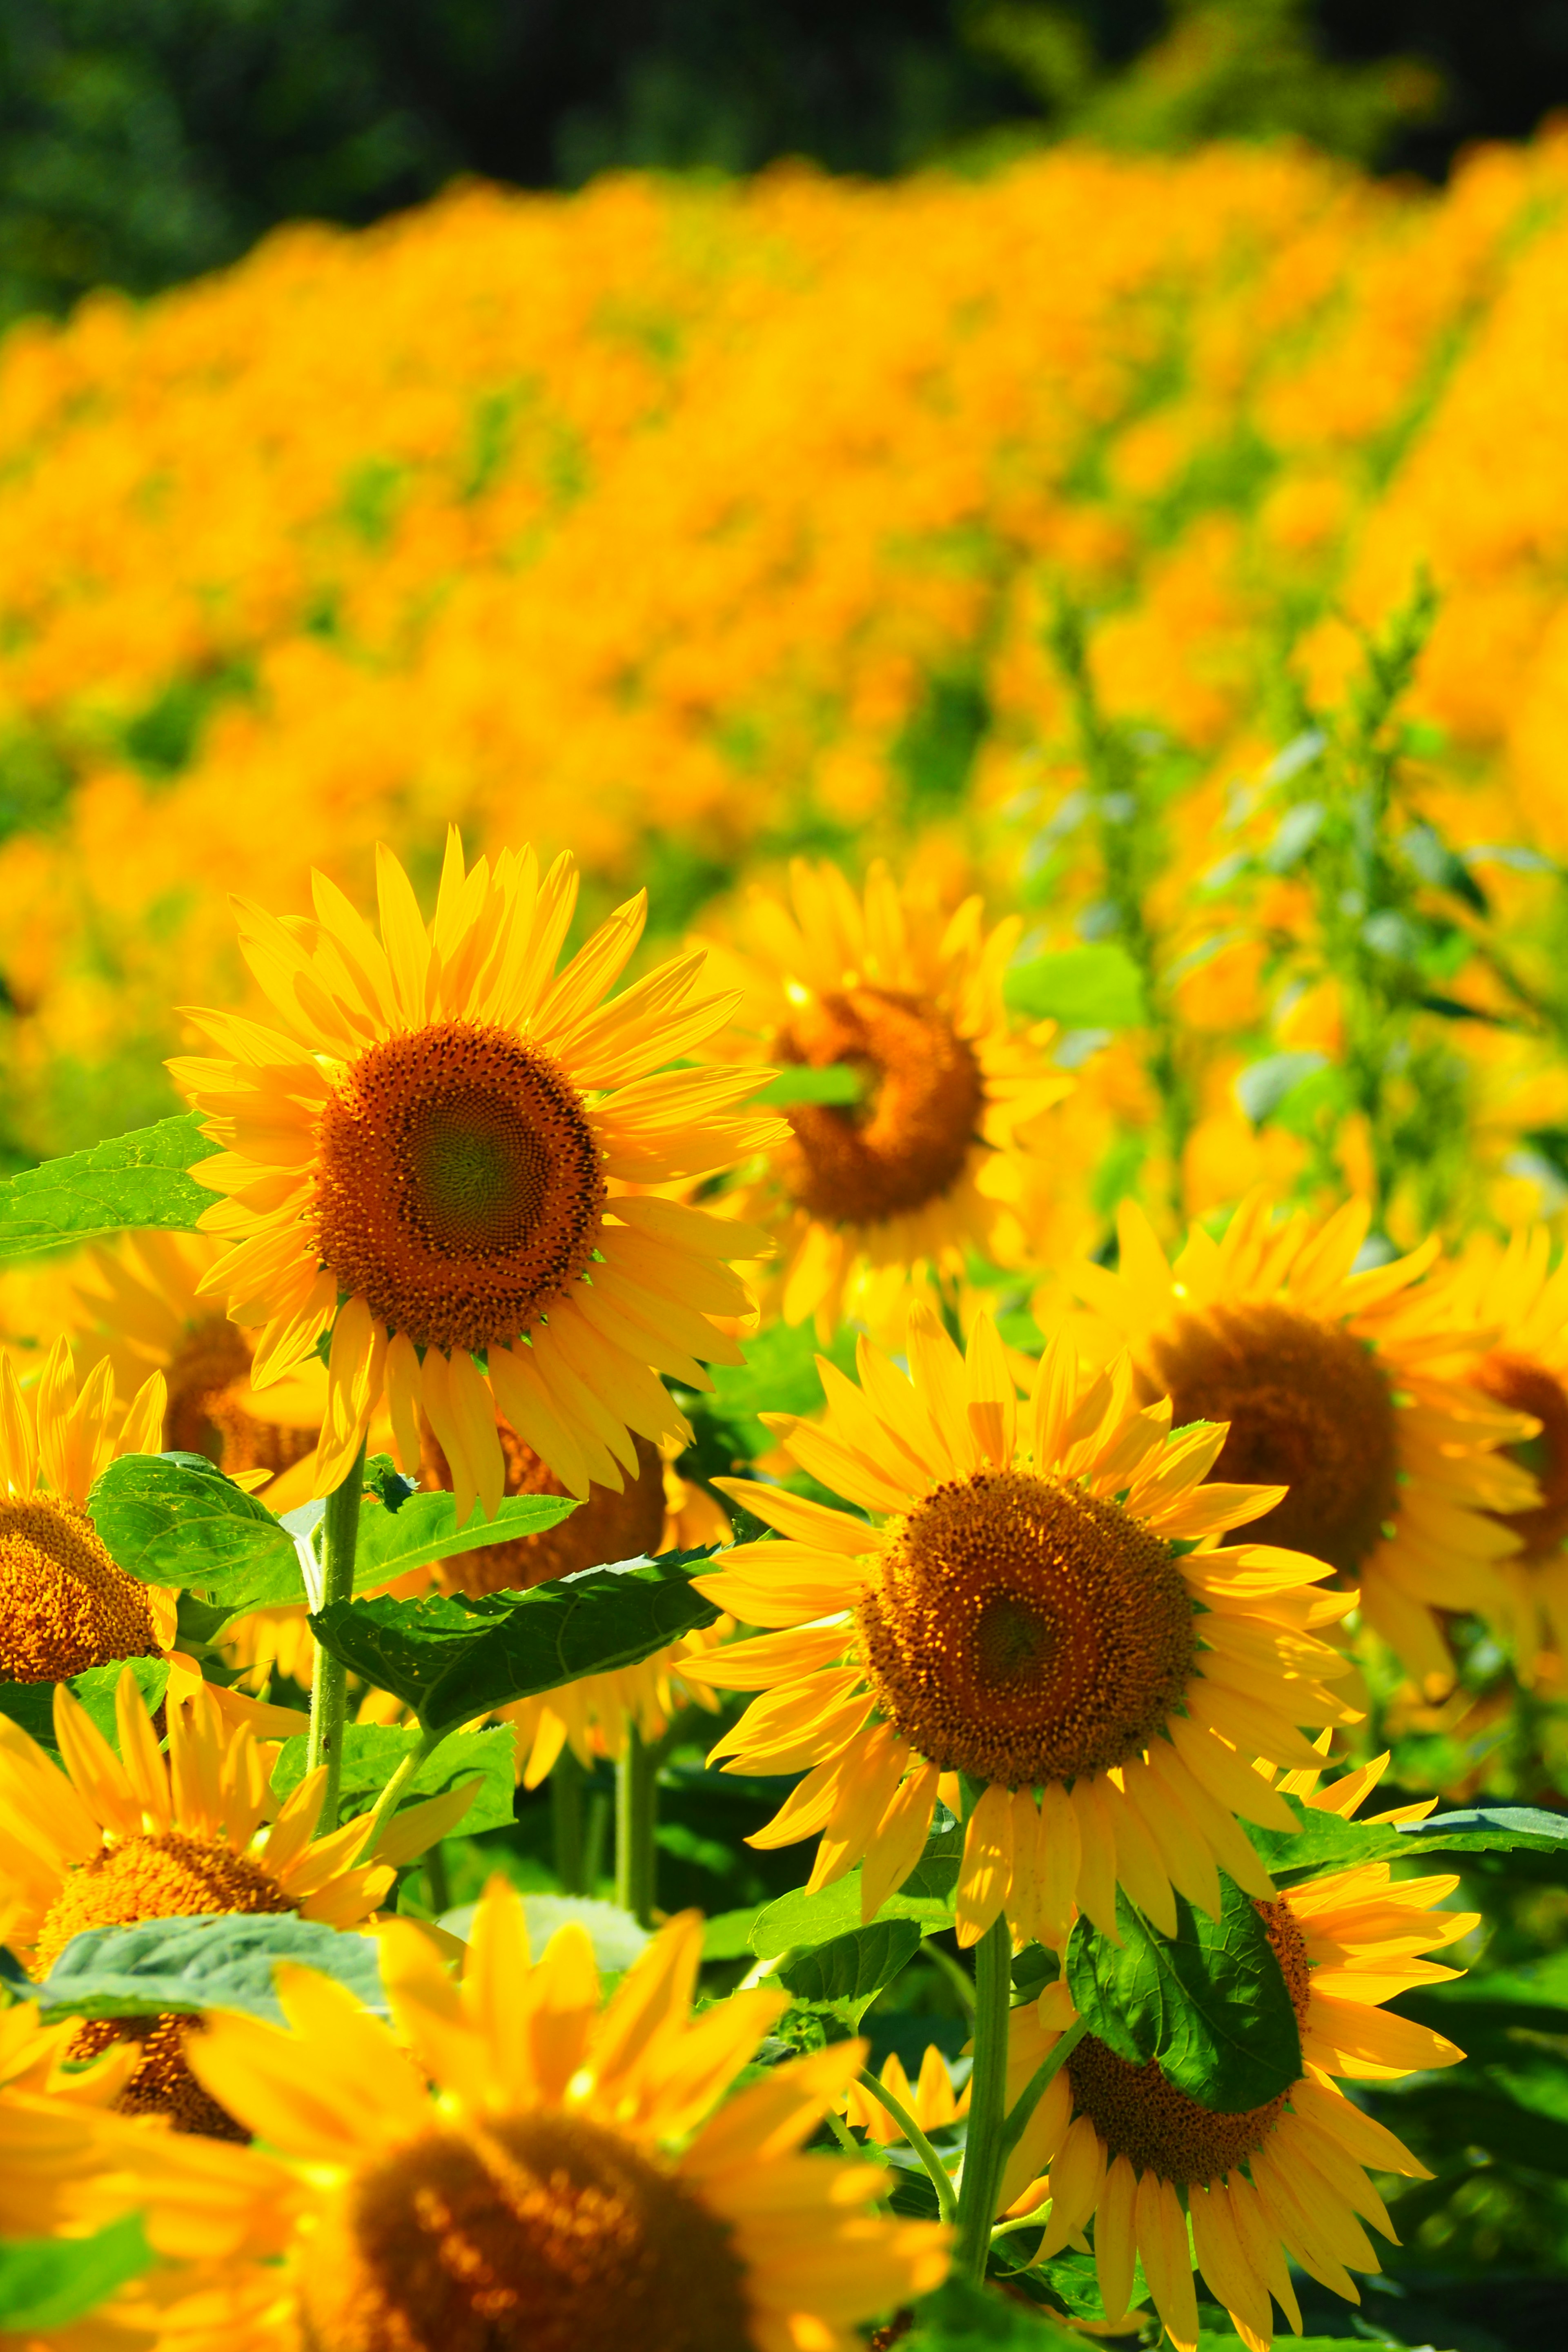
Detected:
[695,858,1069,1331]
[690,1301,1357,1947]
[123,1877,948,2352]
[0,1337,170,1683]
[173,835,782,1522]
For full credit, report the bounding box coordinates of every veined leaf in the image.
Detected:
[352,1487,578,1584]
[1065,1877,1301,2113]
[87,1452,299,1604]
[271,1722,516,1835]
[1003,944,1146,1029]
[28,1913,386,2026]
[309,1546,720,1733]
[0,1657,169,1755]
[750,1853,958,1958]
[0,1114,211,1261]
[776,1920,922,2029]
[0,2216,153,2330]
[1247,1794,1568,1884]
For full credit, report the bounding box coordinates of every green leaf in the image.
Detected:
[750,1853,958,1958]
[0,2215,153,2330]
[351,1487,579,1584]
[0,1656,169,1755]
[271,1723,517,1835]
[1003,944,1146,1029]
[0,1114,212,1261]
[1233,1050,1330,1125]
[906,2277,1084,2350]
[754,1064,864,1107]
[87,1452,300,1604]
[309,1547,720,1733]
[29,1912,387,2026]
[440,1894,650,1974]
[1065,1877,1301,2112]
[776,1920,922,2028]
[702,1908,762,1962]
[1246,1795,1568,1884]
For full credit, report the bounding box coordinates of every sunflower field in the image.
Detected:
[4,112,1568,2352]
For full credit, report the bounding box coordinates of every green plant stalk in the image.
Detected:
[552,1749,588,1895]
[353,1722,445,1860]
[993,2015,1088,2186]
[616,1726,658,1926]
[304,1441,366,1834]
[953,1911,1013,2282]
[853,2071,959,2226]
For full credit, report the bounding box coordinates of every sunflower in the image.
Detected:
[171,833,784,1519]
[0,1668,469,2140]
[61,1232,330,1512]
[844,2043,969,2147]
[0,1336,172,1686]
[116,1874,949,2352]
[1013,1829,1474,2349]
[1440,1227,1568,1680]
[1075,1194,1539,1694]
[695,859,1069,1333]
[684,1302,1357,1949]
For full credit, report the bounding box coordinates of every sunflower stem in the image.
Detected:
[615,1726,658,1926]
[954,1910,1013,2283]
[854,2072,959,2226]
[354,1722,444,1861]
[552,1749,588,1894]
[305,1441,366,1835]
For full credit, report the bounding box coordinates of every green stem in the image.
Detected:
[354,1722,444,1860]
[925,1942,977,2016]
[615,1726,658,1926]
[304,1442,366,1835]
[583,1789,611,1892]
[423,1842,452,1918]
[953,1912,1013,2283]
[996,2016,1088,2178]
[552,1750,588,1895]
[854,2071,959,2226]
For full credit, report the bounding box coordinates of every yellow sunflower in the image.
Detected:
[61,1233,330,1512]
[844,2043,969,2147]
[0,1337,172,1686]
[684,1302,1357,1948]
[172,833,783,1519]
[1013,1822,1473,2349]
[1440,1226,1568,1680]
[696,859,1069,1332]
[0,1667,469,2140]
[115,1875,949,2352]
[1075,1194,1539,1694]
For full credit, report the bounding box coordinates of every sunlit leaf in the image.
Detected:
[0,1657,169,1755]
[87,1452,299,1603]
[776,1920,923,2029]
[0,2216,152,2330]
[1004,943,1146,1029]
[0,1114,210,1261]
[27,1913,386,2025]
[271,1722,516,1835]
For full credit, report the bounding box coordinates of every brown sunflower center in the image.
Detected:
[418,1416,667,1596]
[36,1829,294,2142]
[0,1496,158,1684]
[773,986,984,1227]
[312,1021,606,1356]
[855,1468,1196,1786]
[165,1314,318,1480]
[1145,1302,1399,1576]
[1470,1351,1568,1562]
[1065,1899,1311,2185]
[298,2111,756,2352]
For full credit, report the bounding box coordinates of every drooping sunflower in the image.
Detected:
[1442,1226,1568,1679]
[0,1336,172,1686]
[116,1875,949,2352]
[172,833,783,1519]
[1075,1194,1539,1693]
[695,859,1070,1332]
[684,1303,1357,1947]
[0,1668,468,2140]
[1015,1840,1473,2349]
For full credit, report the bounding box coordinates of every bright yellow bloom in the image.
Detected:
[1444,1226,1568,1680]
[0,1337,170,1685]
[685,1302,1356,1948]
[1014,1777,1473,2352]
[844,2043,969,2147]
[117,1876,949,2352]
[173,834,783,1519]
[699,860,1069,1332]
[1077,1195,1537,1693]
[0,1668,464,2140]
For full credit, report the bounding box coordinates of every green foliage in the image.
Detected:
[27,1911,388,2025]
[89,1451,299,1604]
[675,1316,859,1483]
[323,1483,579,1586]
[1245,1792,1568,1884]
[754,1065,866,1107]
[1065,1876,1301,2110]
[0,1112,209,1259]
[776,1920,924,2029]
[0,2216,152,2331]
[439,1892,650,1973]
[271,1722,517,1835]
[0,1656,169,1754]
[1004,941,1147,1028]
[309,1547,720,1732]
[907,2276,1084,2349]
[749,1851,960,1958]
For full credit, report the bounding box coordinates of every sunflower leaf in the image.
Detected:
[86,1451,300,1603]
[0,1112,211,1261]
[0,2215,153,2330]
[906,2276,1085,2349]
[1004,943,1147,1029]
[1246,1793,1568,1883]
[775,1919,924,2028]
[26,1912,388,2026]
[1065,1876,1301,2112]
[350,1487,579,1585]
[0,1657,169,1756]
[748,1853,958,1957]
[308,1546,721,1733]
[270,1722,517,1834]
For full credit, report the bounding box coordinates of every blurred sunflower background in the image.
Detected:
[4,8,1568,2352]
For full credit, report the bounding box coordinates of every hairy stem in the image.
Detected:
[954,1911,1013,2282]
[854,2071,959,2226]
